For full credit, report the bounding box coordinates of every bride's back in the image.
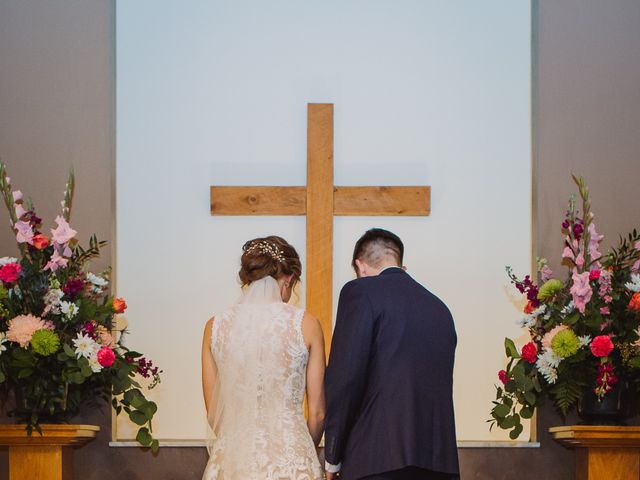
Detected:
[212,301,308,415]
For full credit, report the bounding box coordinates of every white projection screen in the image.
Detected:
[115,1,532,444]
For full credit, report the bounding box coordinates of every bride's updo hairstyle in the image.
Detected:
[239,236,302,287]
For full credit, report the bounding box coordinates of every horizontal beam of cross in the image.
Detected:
[210,186,431,216]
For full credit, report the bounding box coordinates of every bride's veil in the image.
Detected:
[205,276,283,474]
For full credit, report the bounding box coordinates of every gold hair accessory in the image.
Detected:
[245,241,285,263]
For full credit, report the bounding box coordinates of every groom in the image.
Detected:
[324,228,459,480]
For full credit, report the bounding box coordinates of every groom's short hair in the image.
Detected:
[352,228,404,270]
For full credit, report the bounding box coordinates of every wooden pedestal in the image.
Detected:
[0,424,99,480]
[550,425,640,480]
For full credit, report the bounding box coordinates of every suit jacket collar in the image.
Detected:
[379,266,406,276]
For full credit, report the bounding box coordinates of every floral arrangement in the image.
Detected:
[0,163,160,451]
[489,176,640,439]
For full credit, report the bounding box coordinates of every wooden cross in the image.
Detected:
[210,104,430,355]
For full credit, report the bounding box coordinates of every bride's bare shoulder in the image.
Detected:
[202,316,216,341]
[301,311,324,344]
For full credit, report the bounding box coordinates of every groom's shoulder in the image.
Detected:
[340,275,385,296]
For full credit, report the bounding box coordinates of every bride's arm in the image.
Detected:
[201,317,218,422]
[303,312,326,447]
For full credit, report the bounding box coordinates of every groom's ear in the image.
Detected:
[354,258,366,278]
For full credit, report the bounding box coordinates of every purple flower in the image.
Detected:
[83,322,98,340]
[29,212,42,227]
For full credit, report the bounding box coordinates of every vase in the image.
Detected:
[577,380,629,425]
[11,382,72,426]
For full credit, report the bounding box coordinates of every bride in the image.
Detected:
[201,236,326,480]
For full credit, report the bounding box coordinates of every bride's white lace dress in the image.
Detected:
[203,276,323,480]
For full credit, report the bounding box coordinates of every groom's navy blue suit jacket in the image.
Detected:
[325,268,459,480]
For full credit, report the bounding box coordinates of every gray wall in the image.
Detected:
[1,0,640,478]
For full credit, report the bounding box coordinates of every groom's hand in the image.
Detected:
[325,472,338,480]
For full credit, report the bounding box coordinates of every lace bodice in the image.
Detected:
[203,278,322,480]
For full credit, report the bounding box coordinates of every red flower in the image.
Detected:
[523,301,536,314]
[521,342,537,363]
[32,233,50,250]
[589,269,601,281]
[498,370,510,385]
[63,278,85,298]
[0,262,21,283]
[590,335,614,358]
[97,346,116,368]
[113,297,127,314]
[629,293,640,313]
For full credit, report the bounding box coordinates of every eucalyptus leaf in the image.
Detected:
[509,422,524,440]
[493,403,511,418]
[130,410,148,426]
[136,427,152,446]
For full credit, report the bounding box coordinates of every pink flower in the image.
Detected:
[588,223,604,260]
[50,215,77,244]
[0,263,21,283]
[635,241,640,251]
[632,260,640,274]
[97,347,116,367]
[540,265,554,282]
[589,269,601,281]
[14,203,27,219]
[575,252,585,268]
[590,335,614,358]
[600,320,612,331]
[498,370,510,385]
[6,314,47,348]
[570,271,592,313]
[562,245,575,261]
[44,250,69,272]
[598,270,612,298]
[14,220,34,245]
[12,190,22,202]
[600,306,610,315]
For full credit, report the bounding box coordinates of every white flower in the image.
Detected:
[578,335,592,348]
[536,348,562,384]
[73,333,98,359]
[625,273,640,292]
[88,356,103,373]
[86,273,108,293]
[60,301,78,320]
[561,301,575,315]
[0,257,18,266]
[517,304,546,328]
[0,333,7,355]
